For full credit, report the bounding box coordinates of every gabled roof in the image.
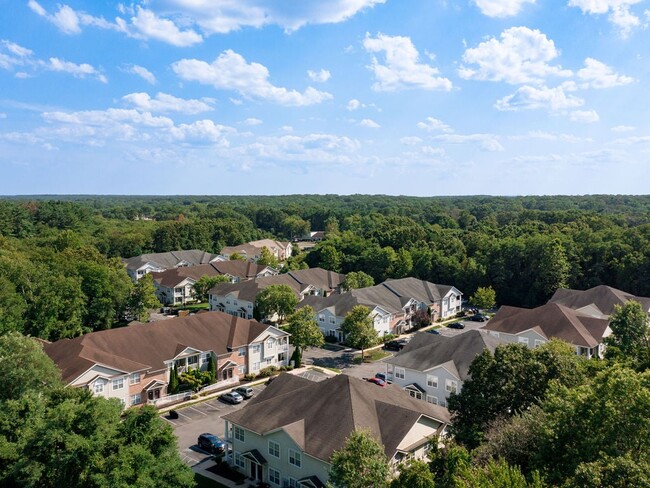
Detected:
[549,285,650,316]
[224,374,449,463]
[209,268,346,303]
[44,312,279,384]
[383,277,462,303]
[482,302,610,348]
[387,330,503,381]
[150,261,276,288]
[123,250,218,271]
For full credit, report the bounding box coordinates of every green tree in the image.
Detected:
[192,274,230,302]
[342,271,375,291]
[281,215,310,240]
[448,341,585,448]
[168,363,179,395]
[257,246,280,268]
[286,306,324,367]
[207,353,216,384]
[230,252,246,261]
[0,333,61,402]
[255,284,299,323]
[341,305,379,360]
[0,277,26,335]
[126,274,160,322]
[329,430,390,488]
[566,455,650,488]
[470,286,497,310]
[391,459,435,488]
[605,300,650,368]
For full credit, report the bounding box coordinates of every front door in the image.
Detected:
[250,462,262,481]
[222,368,233,381]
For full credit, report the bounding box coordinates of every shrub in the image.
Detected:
[324,335,338,344]
[243,373,255,381]
[382,334,397,343]
[256,366,278,378]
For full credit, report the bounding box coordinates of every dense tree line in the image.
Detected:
[1,196,649,341]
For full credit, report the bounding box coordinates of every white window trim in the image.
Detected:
[234,426,245,442]
[112,378,124,390]
[426,374,438,388]
[129,372,141,385]
[288,448,302,468]
[268,440,280,459]
[394,367,405,380]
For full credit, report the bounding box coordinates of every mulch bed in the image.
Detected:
[207,462,247,485]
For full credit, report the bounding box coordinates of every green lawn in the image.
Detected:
[175,303,210,311]
[353,350,391,363]
[194,473,229,488]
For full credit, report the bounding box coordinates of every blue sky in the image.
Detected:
[1,0,649,195]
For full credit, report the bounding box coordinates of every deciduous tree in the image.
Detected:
[285,306,323,367]
[470,286,496,310]
[341,305,378,359]
[341,271,375,291]
[192,274,230,302]
[329,430,390,488]
[255,284,299,323]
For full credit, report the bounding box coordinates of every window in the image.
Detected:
[93,381,104,394]
[247,304,253,309]
[426,395,438,405]
[175,287,183,293]
[445,379,458,394]
[268,468,280,486]
[268,440,280,458]
[329,317,336,324]
[234,426,245,442]
[426,375,438,388]
[252,344,261,354]
[253,362,260,372]
[288,449,301,468]
[238,365,247,374]
[318,314,325,322]
[112,378,124,390]
[287,478,298,488]
[234,452,245,469]
[238,347,246,357]
[187,355,198,366]
[518,337,529,346]
[265,358,273,365]
[128,372,140,385]
[233,300,238,306]
[130,393,141,405]
[440,399,447,408]
[200,353,209,364]
[226,299,231,304]
[266,338,275,348]
[394,367,405,380]
[534,339,544,348]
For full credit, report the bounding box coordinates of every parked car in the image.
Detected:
[447,322,465,329]
[426,329,441,335]
[383,339,409,351]
[365,377,387,387]
[375,372,387,382]
[468,313,490,322]
[234,386,254,399]
[197,433,226,454]
[220,391,243,404]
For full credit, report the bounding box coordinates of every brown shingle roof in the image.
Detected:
[123,250,218,271]
[482,302,609,348]
[223,374,449,463]
[549,285,650,316]
[151,261,275,288]
[43,311,271,384]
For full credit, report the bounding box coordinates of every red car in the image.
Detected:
[366,377,387,387]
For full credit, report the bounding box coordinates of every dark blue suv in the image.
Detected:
[197,433,226,454]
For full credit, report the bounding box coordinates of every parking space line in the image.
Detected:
[162,416,177,425]
[176,410,192,420]
[188,406,208,416]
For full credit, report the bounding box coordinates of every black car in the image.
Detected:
[447,322,465,329]
[468,314,489,322]
[426,329,441,335]
[197,433,226,454]
[383,339,409,351]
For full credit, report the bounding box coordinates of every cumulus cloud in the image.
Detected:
[123,7,203,47]
[611,125,635,132]
[126,65,156,84]
[359,118,380,128]
[166,0,385,34]
[122,92,214,114]
[363,33,452,91]
[170,119,232,145]
[473,0,536,17]
[28,1,118,35]
[246,133,361,164]
[0,40,33,70]
[421,145,445,156]
[569,110,600,123]
[172,50,332,106]
[495,85,584,112]
[577,58,635,88]
[45,57,107,83]
[568,0,643,36]
[459,27,571,85]
[307,69,331,82]
[243,118,263,126]
[400,136,423,145]
[347,99,362,111]
[417,117,453,133]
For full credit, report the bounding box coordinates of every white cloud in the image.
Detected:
[281,125,293,132]
[495,85,584,112]
[421,145,445,156]
[611,125,636,132]
[400,136,423,145]
[433,133,504,152]
[359,118,381,128]
[166,0,385,34]
[2,40,33,58]
[172,50,333,106]
[122,92,214,114]
[307,69,331,82]
[45,57,107,83]
[363,33,452,92]
[243,118,263,126]
[577,58,635,88]
[43,109,174,128]
[127,65,156,84]
[511,131,592,143]
[459,27,572,85]
[568,0,643,36]
[28,1,118,35]
[347,99,362,111]
[417,117,453,133]
[473,0,535,17]
[245,133,362,164]
[569,110,600,123]
[0,40,34,70]
[170,120,232,145]
[125,7,203,47]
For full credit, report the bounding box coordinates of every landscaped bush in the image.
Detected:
[256,366,278,378]
[243,373,255,381]
[324,335,338,344]
[382,334,397,343]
